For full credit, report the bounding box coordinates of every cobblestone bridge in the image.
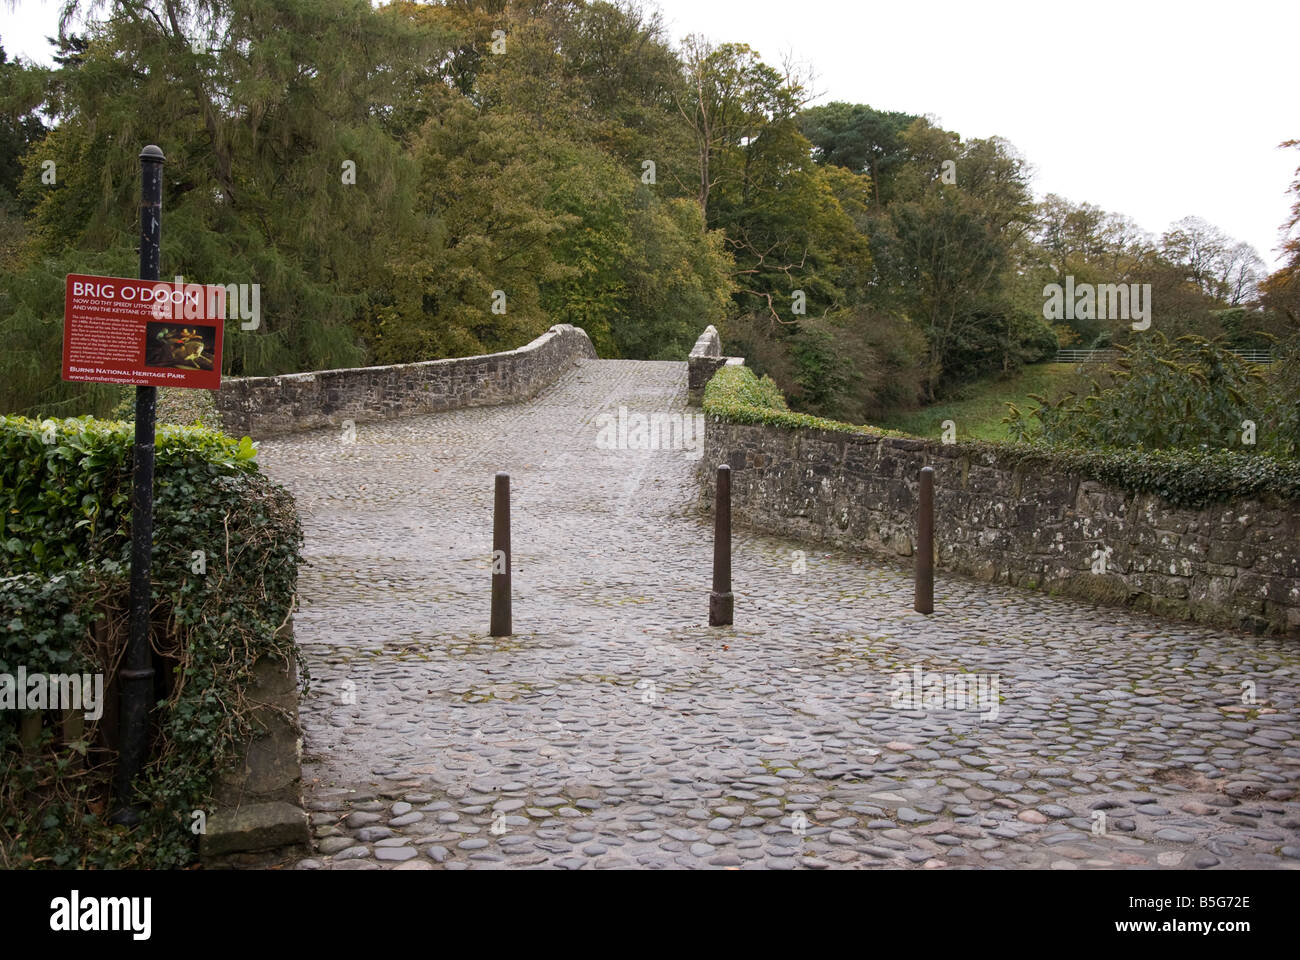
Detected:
[256,358,1300,870]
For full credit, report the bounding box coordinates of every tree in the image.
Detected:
[798,101,918,205]
[1258,139,1300,453]
[555,0,691,179]
[534,137,733,361]
[868,120,1037,397]
[675,37,806,217]
[668,34,885,416]
[365,6,736,366]
[1023,195,1158,346]
[0,44,48,210]
[1160,216,1266,305]
[366,100,573,363]
[613,191,734,360]
[1260,142,1300,324]
[871,190,1010,399]
[1,0,449,415]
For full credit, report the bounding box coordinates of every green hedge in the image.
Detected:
[0,415,303,868]
[703,364,906,437]
[704,365,1300,509]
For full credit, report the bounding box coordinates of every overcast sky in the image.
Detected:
[5,0,1297,270]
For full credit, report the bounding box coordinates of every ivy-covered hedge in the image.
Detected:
[0,415,303,868]
[704,365,1300,509]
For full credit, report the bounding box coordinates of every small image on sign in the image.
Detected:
[145,322,217,371]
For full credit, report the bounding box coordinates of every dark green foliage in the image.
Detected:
[787,323,853,414]
[0,415,302,868]
[2,0,443,415]
[799,101,919,205]
[0,44,47,209]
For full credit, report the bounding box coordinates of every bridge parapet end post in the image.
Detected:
[688,325,744,405]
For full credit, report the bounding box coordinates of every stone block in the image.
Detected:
[201,801,311,858]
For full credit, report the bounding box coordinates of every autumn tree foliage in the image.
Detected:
[0,1,1286,425]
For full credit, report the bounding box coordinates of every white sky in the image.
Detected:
[4,0,1297,270]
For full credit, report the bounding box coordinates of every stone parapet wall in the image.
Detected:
[202,624,310,861]
[687,325,743,404]
[700,418,1300,636]
[216,324,597,438]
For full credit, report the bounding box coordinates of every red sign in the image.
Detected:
[62,274,225,390]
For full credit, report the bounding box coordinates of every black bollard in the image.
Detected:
[490,472,512,636]
[915,465,934,615]
[709,464,734,626]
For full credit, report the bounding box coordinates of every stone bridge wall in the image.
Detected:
[216,324,597,438]
[701,419,1300,637]
[687,325,744,405]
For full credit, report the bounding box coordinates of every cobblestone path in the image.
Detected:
[256,359,1300,870]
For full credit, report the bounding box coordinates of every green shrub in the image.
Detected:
[0,415,302,868]
[0,416,259,574]
[1004,333,1296,458]
[703,363,904,437]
